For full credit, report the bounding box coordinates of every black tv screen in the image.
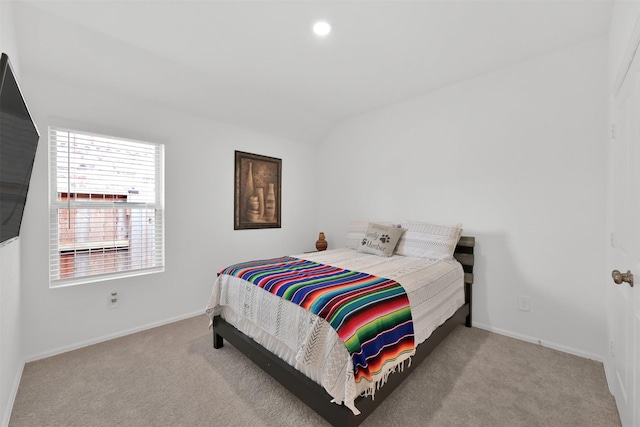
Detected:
[0,53,40,245]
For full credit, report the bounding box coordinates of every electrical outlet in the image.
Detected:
[517,296,531,312]
[108,291,119,309]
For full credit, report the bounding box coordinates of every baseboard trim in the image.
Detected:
[24,310,205,363]
[2,360,25,427]
[473,322,605,363]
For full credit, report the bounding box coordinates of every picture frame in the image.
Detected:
[234,151,282,230]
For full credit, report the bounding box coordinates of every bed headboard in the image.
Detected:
[454,236,475,285]
[454,235,475,327]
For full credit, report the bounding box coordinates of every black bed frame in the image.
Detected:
[212,236,475,426]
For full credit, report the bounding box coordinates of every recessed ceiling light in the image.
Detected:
[313,21,331,37]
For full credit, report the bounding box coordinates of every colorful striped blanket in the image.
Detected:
[220,256,415,384]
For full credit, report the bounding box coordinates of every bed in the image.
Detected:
[206,222,475,426]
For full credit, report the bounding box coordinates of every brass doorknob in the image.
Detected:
[612,270,634,287]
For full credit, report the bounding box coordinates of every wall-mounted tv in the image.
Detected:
[0,52,40,245]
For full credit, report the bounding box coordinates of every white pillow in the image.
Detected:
[345,220,393,250]
[395,221,462,260]
[357,223,405,257]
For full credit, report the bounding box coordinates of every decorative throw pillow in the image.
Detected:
[395,221,462,260]
[345,220,393,250]
[357,223,405,257]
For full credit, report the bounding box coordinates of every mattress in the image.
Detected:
[205,248,464,414]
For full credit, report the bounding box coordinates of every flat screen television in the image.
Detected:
[0,52,40,245]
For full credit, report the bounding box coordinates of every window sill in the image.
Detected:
[49,265,164,288]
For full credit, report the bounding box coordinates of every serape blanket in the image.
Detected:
[220,256,415,384]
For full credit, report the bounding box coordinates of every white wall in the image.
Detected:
[0,2,27,425]
[17,71,318,360]
[0,241,21,427]
[317,36,609,360]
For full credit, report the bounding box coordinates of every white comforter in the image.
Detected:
[205,248,464,414]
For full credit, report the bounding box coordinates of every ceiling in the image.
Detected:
[11,1,613,144]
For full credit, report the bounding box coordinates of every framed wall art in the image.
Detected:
[234,151,282,230]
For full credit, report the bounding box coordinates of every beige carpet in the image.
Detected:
[10,315,620,427]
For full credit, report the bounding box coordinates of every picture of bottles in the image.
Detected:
[235,151,281,230]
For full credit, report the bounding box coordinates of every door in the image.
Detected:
[610,45,640,427]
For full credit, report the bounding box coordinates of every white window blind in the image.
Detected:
[49,127,164,287]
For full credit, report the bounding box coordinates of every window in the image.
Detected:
[49,128,164,287]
